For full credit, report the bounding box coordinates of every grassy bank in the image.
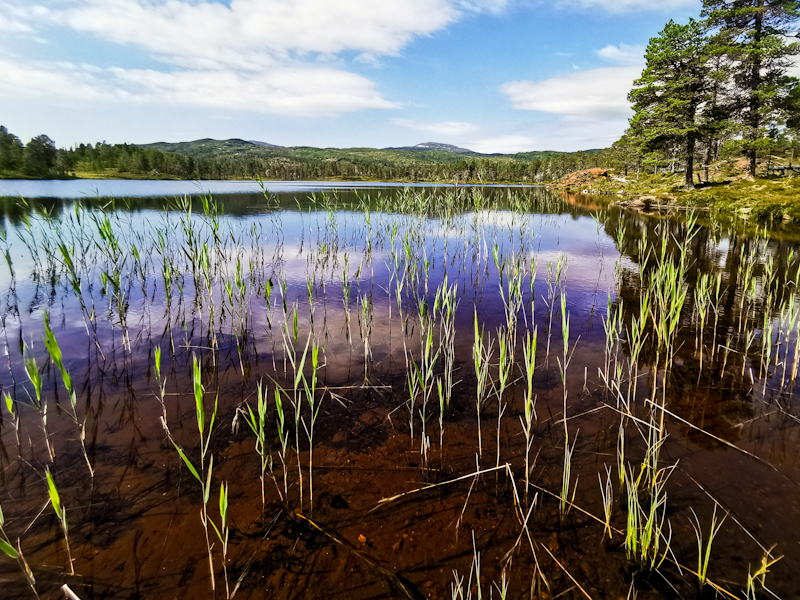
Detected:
[556,160,800,224]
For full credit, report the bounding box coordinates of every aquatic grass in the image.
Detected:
[1,186,798,597]
[520,326,537,505]
[43,311,93,476]
[209,481,231,599]
[272,385,291,499]
[689,505,726,591]
[280,330,312,508]
[694,272,710,370]
[405,296,440,462]
[300,337,323,512]
[23,350,43,411]
[239,380,279,506]
[598,465,614,542]
[494,327,512,470]
[359,293,373,381]
[160,353,221,593]
[557,293,578,518]
[543,254,567,362]
[23,346,55,461]
[560,435,578,520]
[472,309,493,458]
[745,550,782,600]
[0,499,38,598]
[4,391,20,447]
[45,468,73,575]
[436,275,459,414]
[0,502,18,560]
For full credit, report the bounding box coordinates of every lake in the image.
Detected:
[0,183,797,600]
[0,178,538,199]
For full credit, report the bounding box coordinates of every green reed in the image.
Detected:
[45,467,73,575]
[0,502,18,560]
[689,505,726,591]
[43,312,93,476]
[557,293,577,518]
[494,327,512,470]
[436,275,459,414]
[159,352,222,594]
[520,326,537,505]
[598,465,614,542]
[301,337,323,512]
[239,381,278,506]
[23,346,55,461]
[473,309,492,458]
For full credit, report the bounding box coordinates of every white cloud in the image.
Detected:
[0,58,398,115]
[498,55,645,150]
[546,114,629,148]
[0,2,48,35]
[468,135,538,154]
[597,43,646,66]
[453,0,508,13]
[500,65,640,118]
[394,119,477,136]
[53,0,458,69]
[1,0,511,116]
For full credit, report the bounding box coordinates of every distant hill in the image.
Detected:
[0,123,611,184]
[130,137,609,182]
[138,138,595,163]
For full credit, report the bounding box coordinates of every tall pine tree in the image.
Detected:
[628,19,716,188]
[0,126,24,173]
[702,0,800,178]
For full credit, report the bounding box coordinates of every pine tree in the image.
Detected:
[23,135,57,177]
[702,0,800,178]
[628,19,717,188]
[0,126,24,173]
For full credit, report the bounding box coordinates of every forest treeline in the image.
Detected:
[606,0,800,186]
[0,127,608,184]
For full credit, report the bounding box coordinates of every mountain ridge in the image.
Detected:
[137,138,600,161]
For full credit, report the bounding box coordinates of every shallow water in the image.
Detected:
[0,185,798,600]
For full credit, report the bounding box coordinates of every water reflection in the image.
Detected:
[0,186,798,599]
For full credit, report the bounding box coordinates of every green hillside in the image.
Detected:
[139,138,576,165]
[0,125,610,183]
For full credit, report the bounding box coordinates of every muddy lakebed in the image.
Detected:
[0,184,798,600]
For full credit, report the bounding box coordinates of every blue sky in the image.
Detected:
[0,0,702,153]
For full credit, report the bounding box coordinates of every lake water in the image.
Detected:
[0,184,798,600]
[0,178,538,199]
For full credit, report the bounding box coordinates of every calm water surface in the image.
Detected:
[0,185,798,600]
[0,178,538,199]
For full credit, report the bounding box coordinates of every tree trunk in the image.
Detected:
[748,0,764,180]
[685,134,696,189]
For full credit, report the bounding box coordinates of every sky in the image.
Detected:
[0,0,703,153]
